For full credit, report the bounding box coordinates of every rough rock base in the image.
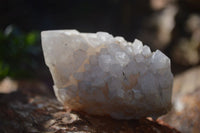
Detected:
[0,80,179,133]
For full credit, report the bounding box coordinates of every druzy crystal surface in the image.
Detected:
[41,30,173,119]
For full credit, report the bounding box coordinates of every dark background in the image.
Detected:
[1,0,153,41]
[0,0,200,80]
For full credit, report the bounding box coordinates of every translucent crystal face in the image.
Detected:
[41,30,173,119]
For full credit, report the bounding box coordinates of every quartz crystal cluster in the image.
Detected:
[41,30,173,119]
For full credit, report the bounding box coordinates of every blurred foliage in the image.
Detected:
[0,25,41,79]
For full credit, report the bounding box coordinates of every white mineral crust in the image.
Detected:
[41,30,173,119]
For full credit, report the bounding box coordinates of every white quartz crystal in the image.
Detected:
[41,30,173,119]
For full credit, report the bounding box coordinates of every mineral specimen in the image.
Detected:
[41,30,173,119]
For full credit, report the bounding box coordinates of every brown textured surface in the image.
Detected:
[161,89,200,133]
[0,80,180,133]
[160,67,200,133]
